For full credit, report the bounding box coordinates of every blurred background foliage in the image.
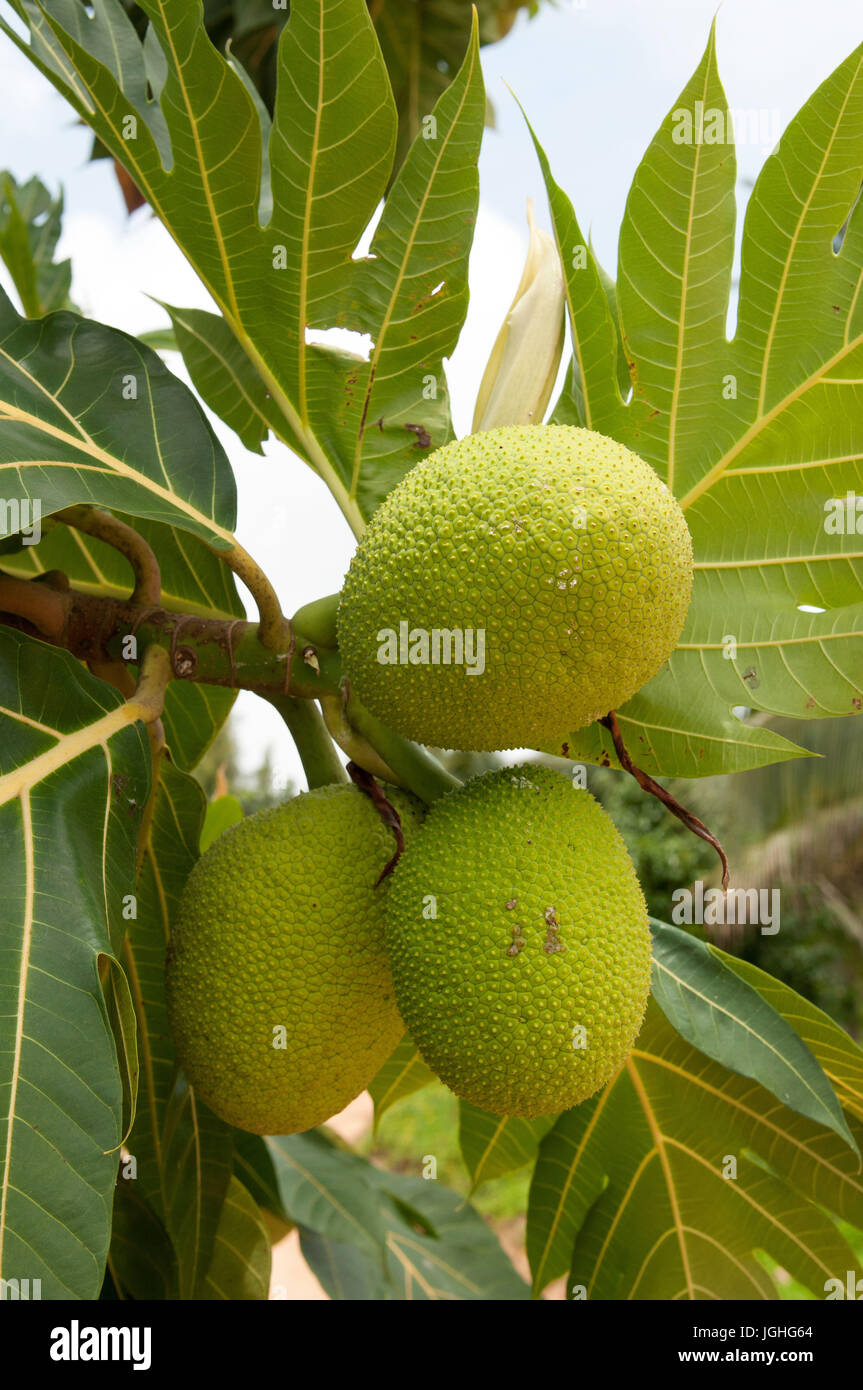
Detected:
[670,715,863,1040]
[569,713,862,1041]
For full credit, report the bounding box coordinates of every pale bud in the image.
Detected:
[472,199,565,432]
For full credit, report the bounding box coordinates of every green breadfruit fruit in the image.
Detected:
[165,783,423,1135]
[385,764,651,1117]
[338,424,693,751]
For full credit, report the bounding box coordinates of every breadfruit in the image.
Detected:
[338,424,693,751]
[385,764,651,1117]
[165,783,423,1135]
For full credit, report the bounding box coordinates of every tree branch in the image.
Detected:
[0,571,462,808]
[129,643,173,724]
[51,504,288,653]
[0,570,341,699]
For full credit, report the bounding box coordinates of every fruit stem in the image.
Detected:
[266,694,348,790]
[345,695,462,805]
[128,643,173,725]
[599,710,730,889]
[319,694,403,785]
[290,593,340,649]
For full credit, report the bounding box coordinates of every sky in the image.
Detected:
[0,0,860,791]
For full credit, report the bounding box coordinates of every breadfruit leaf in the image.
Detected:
[527,960,863,1298]
[0,171,73,317]
[650,920,856,1151]
[2,0,484,531]
[369,1033,437,1126]
[459,1102,556,1190]
[537,30,863,775]
[197,1173,272,1301]
[0,627,150,1298]
[0,289,238,549]
[268,1130,530,1299]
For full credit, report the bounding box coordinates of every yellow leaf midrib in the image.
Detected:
[24,4,370,537]
[653,956,830,1108]
[0,705,145,807]
[531,1076,615,1293]
[372,1051,427,1114]
[666,47,713,493]
[633,1047,863,1195]
[679,327,863,511]
[621,1059,694,1298]
[0,398,234,549]
[296,3,326,424]
[0,791,34,1277]
[152,1,242,323]
[388,1229,483,1298]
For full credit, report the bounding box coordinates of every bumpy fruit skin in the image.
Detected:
[165,784,423,1135]
[338,424,693,751]
[385,765,651,1117]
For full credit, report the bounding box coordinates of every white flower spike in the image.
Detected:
[472,198,566,432]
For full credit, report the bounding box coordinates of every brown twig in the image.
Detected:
[599,709,730,890]
[0,570,68,638]
[347,760,406,884]
[0,570,341,699]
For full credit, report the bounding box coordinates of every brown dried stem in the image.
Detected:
[599,709,730,890]
[347,761,408,884]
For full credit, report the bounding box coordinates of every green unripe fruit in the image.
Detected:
[165,784,423,1135]
[385,765,651,1117]
[338,424,693,751]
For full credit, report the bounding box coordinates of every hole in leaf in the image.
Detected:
[305,327,373,362]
